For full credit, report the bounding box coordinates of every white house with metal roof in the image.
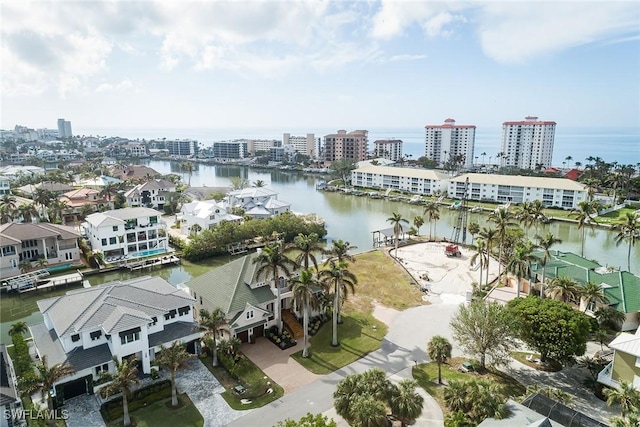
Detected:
[224,187,291,218]
[448,173,588,209]
[29,276,200,403]
[351,165,449,194]
[178,200,242,234]
[598,327,640,391]
[124,179,176,210]
[83,207,168,259]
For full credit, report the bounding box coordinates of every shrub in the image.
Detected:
[11,334,32,377]
[100,380,171,421]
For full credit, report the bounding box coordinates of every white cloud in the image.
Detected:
[388,54,427,62]
[95,79,134,93]
[422,12,466,38]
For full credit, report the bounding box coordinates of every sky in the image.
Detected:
[2,0,640,132]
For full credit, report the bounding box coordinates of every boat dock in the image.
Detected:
[124,255,181,271]
[15,272,84,294]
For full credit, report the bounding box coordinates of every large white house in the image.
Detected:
[448,173,588,209]
[29,276,200,403]
[225,188,291,219]
[351,166,449,194]
[83,207,168,258]
[178,200,242,234]
[124,179,176,210]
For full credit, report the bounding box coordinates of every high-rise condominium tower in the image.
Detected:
[501,116,556,170]
[322,130,368,162]
[424,119,475,168]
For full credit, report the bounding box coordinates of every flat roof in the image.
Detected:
[353,165,449,180]
[450,173,587,191]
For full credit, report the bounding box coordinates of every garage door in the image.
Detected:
[63,378,87,400]
[253,324,265,338]
[236,330,249,343]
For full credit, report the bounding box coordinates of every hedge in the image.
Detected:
[100,379,171,422]
[11,334,33,377]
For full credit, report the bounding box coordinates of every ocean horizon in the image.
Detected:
[75,126,639,168]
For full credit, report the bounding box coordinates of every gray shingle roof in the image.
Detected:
[0,222,80,242]
[147,321,200,347]
[186,253,275,315]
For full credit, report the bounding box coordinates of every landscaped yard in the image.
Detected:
[200,355,283,410]
[106,394,203,427]
[412,357,526,414]
[511,351,563,372]
[596,207,639,225]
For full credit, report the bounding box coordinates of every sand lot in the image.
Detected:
[394,242,500,305]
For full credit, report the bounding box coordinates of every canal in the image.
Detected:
[1,160,637,344]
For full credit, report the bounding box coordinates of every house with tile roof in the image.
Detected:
[83,207,168,258]
[0,223,81,280]
[598,328,640,391]
[178,200,242,235]
[224,187,291,218]
[110,165,161,182]
[29,276,200,403]
[15,181,75,198]
[530,250,640,331]
[124,179,176,210]
[59,188,113,224]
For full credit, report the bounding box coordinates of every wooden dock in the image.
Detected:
[124,255,181,271]
[16,272,84,294]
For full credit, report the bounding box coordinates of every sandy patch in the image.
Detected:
[372,302,400,327]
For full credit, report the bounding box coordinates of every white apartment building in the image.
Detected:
[448,173,587,209]
[212,141,249,159]
[373,139,403,161]
[283,133,316,157]
[57,119,72,138]
[425,119,476,168]
[179,200,242,235]
[83,207,168,258]
[166,140,198,157]
[351,166,449,195]
[0,176,10,195]
[125,144,148,158]
[501,116,556,170]
[248,139,279,154]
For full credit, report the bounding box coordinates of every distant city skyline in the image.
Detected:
[2,1,639,130]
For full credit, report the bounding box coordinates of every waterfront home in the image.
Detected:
[448,173,588,209]
[111,165,161,182]
[29,276,200,403]
[1,344,22,426]
[182,186,230,201]
[0,165,45,180]
[15,181,75,198]
[75,175,122,190]
[59,188,113,224]
[186,252,320,343]
[124,179,176,210]
[178,200,242,235]
[0,176,10,195]
[83,207,168,259]
[351,165,448,194]
[0,222,81,279]
[225,187,291,218]
[597,328,640,391]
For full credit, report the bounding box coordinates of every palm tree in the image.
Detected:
[253,243,296,333]
[427,335,452,384]
[571,200,598,257]
[324,240,357,266]
[0,204,13,224]
[488,207,517,280]
[190,223,202,236]
[17,203,39,223]
[580,281,609,313]
[199,308,227,367]
[481,152,487,165]
[534,233,562,298]
[470,238,488,289]
[252,180,266,187]
[285,233,323,271]
[47,199,69,223]
[604,380,640,418]
[614,212,639,272]
[291,269,320,358]
[514,202,535,233]
[529,200,548,235]
[387,212,409,257]
[155,342,195,407]
[390,379,425,426]
[79,203,95,220]
[0,194,17,218]
[99,356,140,427]
[478,227,498,286]
[35,258,48,270]
[595,306,626,331]
[180,162,195,186]
[506,242,537,298]
[318,261,357,346]
[443,380,469,412]
[424,201,440,240]
[610,412,640,427]
[99,182,119,205]
[413,216,425,236]
[546,276,581,304]
[19,259,32,274]
[8,321,28,337]
[19,355,74,412]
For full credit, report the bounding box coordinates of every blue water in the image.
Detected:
[76,126,639,167]
[46,263,71,272]
[131,248,167,258]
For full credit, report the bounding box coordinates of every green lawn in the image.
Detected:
[511,351,563,372]
[199,355,283,410]
[107,394,203,427]
[596,207,639,225]
[291,311,388,375]
[412,358,526,414]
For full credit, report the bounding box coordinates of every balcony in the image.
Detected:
[597,361,619,389]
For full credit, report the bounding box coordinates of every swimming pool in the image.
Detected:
[46,263,72,273]
[131,248,167,258]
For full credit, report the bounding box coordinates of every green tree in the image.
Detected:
[467,221,480,240]
[443,379,508,425]
[230,176,249,190]
[199,308,227,367]
[180,161,195,186]
[0,194,17,213]
[17,203,39,223]
[324,240,357,265]
[470,238,488,290]
[427,335,452,384]
[19,355,75,412]
[8,321,28,337]
[285,233,323,271]
[19,259,32,274]
[329,159,356,187]
[389,379,424,426]
[449,301,514,370]
[570,200,599,257]
[580,281,609,312]
[488,207,517,279]
[546,276,581,304]
[423,201,440,240]
[318,261,357,346]
[534,233,562,298]
[387,212,409,257]
[33,188,54,219]
[252,180,266,188]
[594,306,626,331]
[413,215,425,236]
[99,356,140,427]
[275,413,337,427]
[291,269,320,358]
[254,243,296,333]
[614,212,639,272]
[154,342,195,407]
[333,368,394,427]
[604,380,640,417]
[507,297,591,364]
[505,242,537,298]
[478,227,498,286]
[610,413,640,427]
[99,182,119,205]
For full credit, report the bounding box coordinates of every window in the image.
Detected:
[164,309,177,320]
[90,331,102,341]
[112,226,119,232]
[150,216,158,225]
[119,327,141,344]
[149,316,157,327]
[178,306,190,316]
[109,237,117,245]
[71,334,80,342]
[101,238,107,246]
[246,310,254,320]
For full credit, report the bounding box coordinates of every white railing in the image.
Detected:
[597,361,619,389]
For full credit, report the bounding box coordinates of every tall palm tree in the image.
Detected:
[413,215,425,236]
[17,203,39,223]
[252,180,266,187]
[546,276,581,304]
[324,240,357,265]
[19,355,74,412]
[99,356,140,427]
[199,308,227,367]
[19,259,32,274]
[610,412,640,427]
[534,233,562,298]
[478,227,498,286]
[0,194,17,212]
[488,208,517,280]
[79,203,95,220]
[253,243,296,333]
[427,335,452,384]
[389,379,425,426]
[33,188,54,219]
[595,307,626,331]
[506,242,537,298]
[529,200,548,235]
[285,233,323,271]
[99,182,119,205]
[580,281,609,313]
[604,380,640,418]
[180,162,195,186]
[8,321,28,337]
[614,212,639,272]
[514,202,535,233]
[155,342,195,407]
[318,261,357,346]
[424,201,440,240]
[387,212,409,257]
[0,205,13,224]
[291,269,320,358]
[470,238,488,289]
[571,200,598,257]
[47,199,69,224]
